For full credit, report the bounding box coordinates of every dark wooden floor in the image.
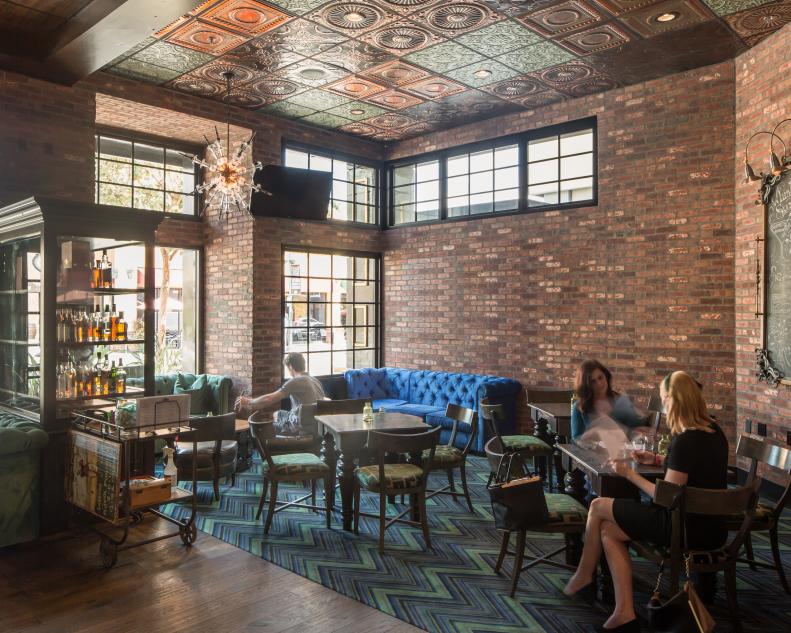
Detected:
[0,518,420,633]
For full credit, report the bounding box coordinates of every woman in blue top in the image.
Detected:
[570,360,644,439]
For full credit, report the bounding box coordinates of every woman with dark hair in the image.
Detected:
[571,359,645,439]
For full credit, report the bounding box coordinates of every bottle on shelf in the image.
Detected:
[101,353,111,395]
[109,360,118,395]
[102,305,112,342]
[91,259,101,289]
[116,359,127,395]
[116,311,127,341]
[110,303,118,341]
[82,357,93,397]
[95,308,104,343]
[100,249,112,289]
[93,352,103,396]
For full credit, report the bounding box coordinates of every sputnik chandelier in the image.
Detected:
[184,70,266,221]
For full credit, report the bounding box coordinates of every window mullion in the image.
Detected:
[439,153,448,222]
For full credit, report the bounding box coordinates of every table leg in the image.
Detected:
[336,451,356,531]
[533,416,551,482]
[408,450,422,522]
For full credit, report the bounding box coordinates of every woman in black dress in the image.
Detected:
[563,371,728,632]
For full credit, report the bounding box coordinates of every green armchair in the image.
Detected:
[0,411,49,548]
[127,373,233,415]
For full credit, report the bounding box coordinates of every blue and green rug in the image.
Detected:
[162,457,790,633]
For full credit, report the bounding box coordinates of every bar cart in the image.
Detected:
[0,197,163,534]
[68,409,199,568]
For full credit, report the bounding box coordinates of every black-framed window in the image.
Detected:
[283,247,380,377]
[388,117,596,226]
[283,146,380,225]
[94,133,199,215]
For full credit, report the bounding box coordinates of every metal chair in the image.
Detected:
[353,427,440,554]
[249,416,334,534]
[484,437,587,597]
[481,399,554,491]
[424,403,478,512]
[174,412,238,501]
[729,434,791,593]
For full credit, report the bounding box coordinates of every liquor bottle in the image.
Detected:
[116,359,127,395]
[109,360,118,394]
[65,354,76,400]
[91,259,101,289]
[110,303,118,341]
[100,249,112,289]
[103,306,112,342]
[56,310,64,343]
[95,312,104,343]
[116,311,127,341]
[101,354,111,395]
[93,352,103,396]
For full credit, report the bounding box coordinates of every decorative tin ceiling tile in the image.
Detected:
[455,19,543,55]
[313,40,397,73]
[168,73,226,97]
[402,75,467,99]
[482,75,550,98]
[513,89,565,107]
[300,111,354,128]
[617,0,711,37]
[366,89,424,109]
[324,101,388,120]
[199,0,290,35]
[156,15,191,39]
[106,37,156,66]
[247,76,305,99]
[558,75,620,96]
[164,20,247,55]
[477,0,553,17]
[193,60,257,84]
[189,0,217,15]
[445,59,521,87]
[361,21,443,53]
[411,1,502,36]
[595,0,669,14]
[403,40,486,74]
[338,121,379,136]
[533,60,600,87]
[264,0,331,14]
[266,18,347,56]
[438,88,521,115]
[724,2,791,38]
[700,0,777,16]
[284,87,351,109]
[366,112,418,128]
[224,39,304,72]
[260,100,317,117]
[557,23,631,55]
[364,60,431,86]
[277,59,349,87]
[310,1,395,35]
[108,59,182,84]
[519,0,603,37]
[325,75,388,98]
[496,40,575,73]
[133,41,215,73]
[401,98,456,122]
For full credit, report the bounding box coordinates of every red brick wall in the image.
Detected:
[384,62,737,435]
[734,24,791,474]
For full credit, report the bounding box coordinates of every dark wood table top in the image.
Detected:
[557,442,665,478]
[526,401,572,419]
[316,412,426,435]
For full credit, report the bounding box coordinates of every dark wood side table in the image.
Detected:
[234,418,253,472]
[316,412,428,532]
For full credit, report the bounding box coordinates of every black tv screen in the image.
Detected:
[250,165,331,221]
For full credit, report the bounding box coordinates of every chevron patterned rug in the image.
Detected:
[162,457,791,633]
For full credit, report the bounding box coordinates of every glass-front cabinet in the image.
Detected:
[0,197,163,428]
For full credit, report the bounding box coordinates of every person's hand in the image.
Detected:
[607,458,635,479]
[632,449,657,465]
[234,395,251,414]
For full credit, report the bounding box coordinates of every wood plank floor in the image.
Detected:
[0,518,421,633]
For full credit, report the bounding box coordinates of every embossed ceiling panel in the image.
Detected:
[101,0,771,140]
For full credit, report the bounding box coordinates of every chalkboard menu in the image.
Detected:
[765,170,791,380]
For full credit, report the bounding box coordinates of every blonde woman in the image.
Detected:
[563,371,728,632]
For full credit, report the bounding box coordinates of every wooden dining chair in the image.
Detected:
[249,417,334,534]
[729,434,791,593]
[484,437,587,597]
[353,427,440,554]
[175,412,238,501]
[480,399,555,491]
[424,403,478,512]
[631,478,760,633]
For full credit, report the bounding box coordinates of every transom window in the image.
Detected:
[284,147,379,224]
[283,248,380,377]
[94,134,199,215]
[388,118,596,226]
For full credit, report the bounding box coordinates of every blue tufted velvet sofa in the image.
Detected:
[344,368,521,453]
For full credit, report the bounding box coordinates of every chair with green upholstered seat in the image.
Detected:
[481,399,555,492]
[484,437,587,597]
[423,403,478,512]
[249,417,334,534]
[353,427,440,554]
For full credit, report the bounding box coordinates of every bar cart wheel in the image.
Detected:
[130,511,144,525]
[179,521,197,546]
[100,537,118,569]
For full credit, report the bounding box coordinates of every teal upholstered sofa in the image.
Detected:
[0,411,49,548]
[127,373,233,415]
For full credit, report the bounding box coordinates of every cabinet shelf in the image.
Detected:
[57,386,144,403]
[58,339,144,347]
[0,339,39,346]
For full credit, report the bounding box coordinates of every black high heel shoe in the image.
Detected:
[595,618,640,633]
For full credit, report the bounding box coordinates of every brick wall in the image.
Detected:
[734,24,791,474]
[384,62,737,436]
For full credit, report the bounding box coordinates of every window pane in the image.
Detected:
[560,153,593,180]
[166,149,194,170]
[98,183,132,207]
[394,165,414,186]
[332,159,353,181]
[285,251,307,275]
[165,170,195,194]
[99,160,132,185]
[333,179,354,202]
[154,247,199,374]
[447,175,468,197]
[100,137,132,162]
[355,183,375,206]
[308,352,332,376]
[356,165,376,186]
[394,186,415,206]
[560,129,593,155]
[416,160,439,182]
[494,188,519,211]
[469,149,493,173]
[528,136,558,162]
[135,143,164,167]
[494,144,518,168]
[394,204,414,224]
[355,204,374,223]
[354,349,375,368]
[331,199,352,221]
[331,350,350,374]
[447,154,468,177]
[448,196,468,217]
[528,182,558,206]
[560,177,594,202]
[495,166,518,190]
[528,159,558,185]
[165,192,193,215]
[416,200,439,221]
[310,154,332,172]
[416,180,439,201]
[332,255,353,279]
[309,253,331,277]
[470,192,493,214]
[284,148,309,169]
[134,164,164,189]
[133,188,163,211]
[354,258,369,280]
[470,171,492,194]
